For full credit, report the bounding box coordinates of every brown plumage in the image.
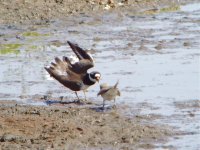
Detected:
[45,41,101,100]
[66,41,94,74]
[97,81,120,109]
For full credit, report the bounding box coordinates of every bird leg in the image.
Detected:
[103,99,105,110]
[60,96,64,101]
[75,92,80,102]
[83,91,87,101]
[113,98,117,109]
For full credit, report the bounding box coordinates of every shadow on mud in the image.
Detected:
[45,100,84,106]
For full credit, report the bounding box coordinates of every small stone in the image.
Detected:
[183,42,190,47]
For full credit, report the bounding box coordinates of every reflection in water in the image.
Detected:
[0,2,200,150]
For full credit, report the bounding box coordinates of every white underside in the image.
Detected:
[81,84,90,91]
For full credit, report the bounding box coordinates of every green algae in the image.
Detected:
[22,31,50,37]
[160,6,180,13]
[25,45,44,52]
[0,44,22,55]
[142,5,180,15]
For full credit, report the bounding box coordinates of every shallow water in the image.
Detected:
[0,2,200,150]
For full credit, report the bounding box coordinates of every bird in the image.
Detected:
[45,41,101,101]
[97,81,120,109]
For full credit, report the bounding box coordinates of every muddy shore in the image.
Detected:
[0,0,195,24]
[0,101,175,150]
[0,0,199,149]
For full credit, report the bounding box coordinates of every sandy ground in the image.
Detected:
[0,101,174,149]
[0,0,192,24]
[0,0,199,149]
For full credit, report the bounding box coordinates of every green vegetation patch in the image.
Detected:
[22,31,50,37]
[142,5,180,15]
[25,45,43,52]
[0,43,22,55]
[160,6,180,13]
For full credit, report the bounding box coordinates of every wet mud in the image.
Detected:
[0,101,175,149]
[0,0,200,149]
[0,0,187,24]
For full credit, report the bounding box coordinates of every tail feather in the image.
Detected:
[45,63,82,91]
[54,57,68,72]
[51,62,57,67]
[45,57,68,77]
[55,57,62,65]
[63,56,72,67]
[45,56,81,82]
[114,80,119,88]
[117,90,121,96]
[44,66,53,77]
[45,65,66,82]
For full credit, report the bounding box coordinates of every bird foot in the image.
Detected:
[74,99,81,103]
[59,96,64,101]
[83,98,87,102]
[112,105,117,109]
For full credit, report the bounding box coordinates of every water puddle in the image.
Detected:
[0,2,200,150]
[181,3,200,12]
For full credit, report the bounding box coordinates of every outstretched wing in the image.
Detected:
[98,81,121,96]
[45,57,82,91]
[97,88,110,96]
[67,41,94,74]
[67,41,93,61]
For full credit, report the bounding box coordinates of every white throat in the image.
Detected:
[89,73,97,83]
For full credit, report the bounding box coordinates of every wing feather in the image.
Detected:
[67,41,94,74]
[67,41,93,62]
[97,88,110,96]
[45,67,82,91]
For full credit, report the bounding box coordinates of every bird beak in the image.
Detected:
[96,77,100,83]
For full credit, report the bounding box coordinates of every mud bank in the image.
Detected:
[0,0,199,149]
[0,101,175,149]
[0,0,193,24]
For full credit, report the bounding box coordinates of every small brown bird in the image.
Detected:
[97,81,120,109]
[45,41,101,101]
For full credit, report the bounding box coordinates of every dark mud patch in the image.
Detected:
[173,99,200,121]
[174,99,200,109]
[0,0,199,149]
[0,0,196,24]
[0,101,176,149]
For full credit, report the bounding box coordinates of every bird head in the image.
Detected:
[90,71,101,82]
[100,83,109,89]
